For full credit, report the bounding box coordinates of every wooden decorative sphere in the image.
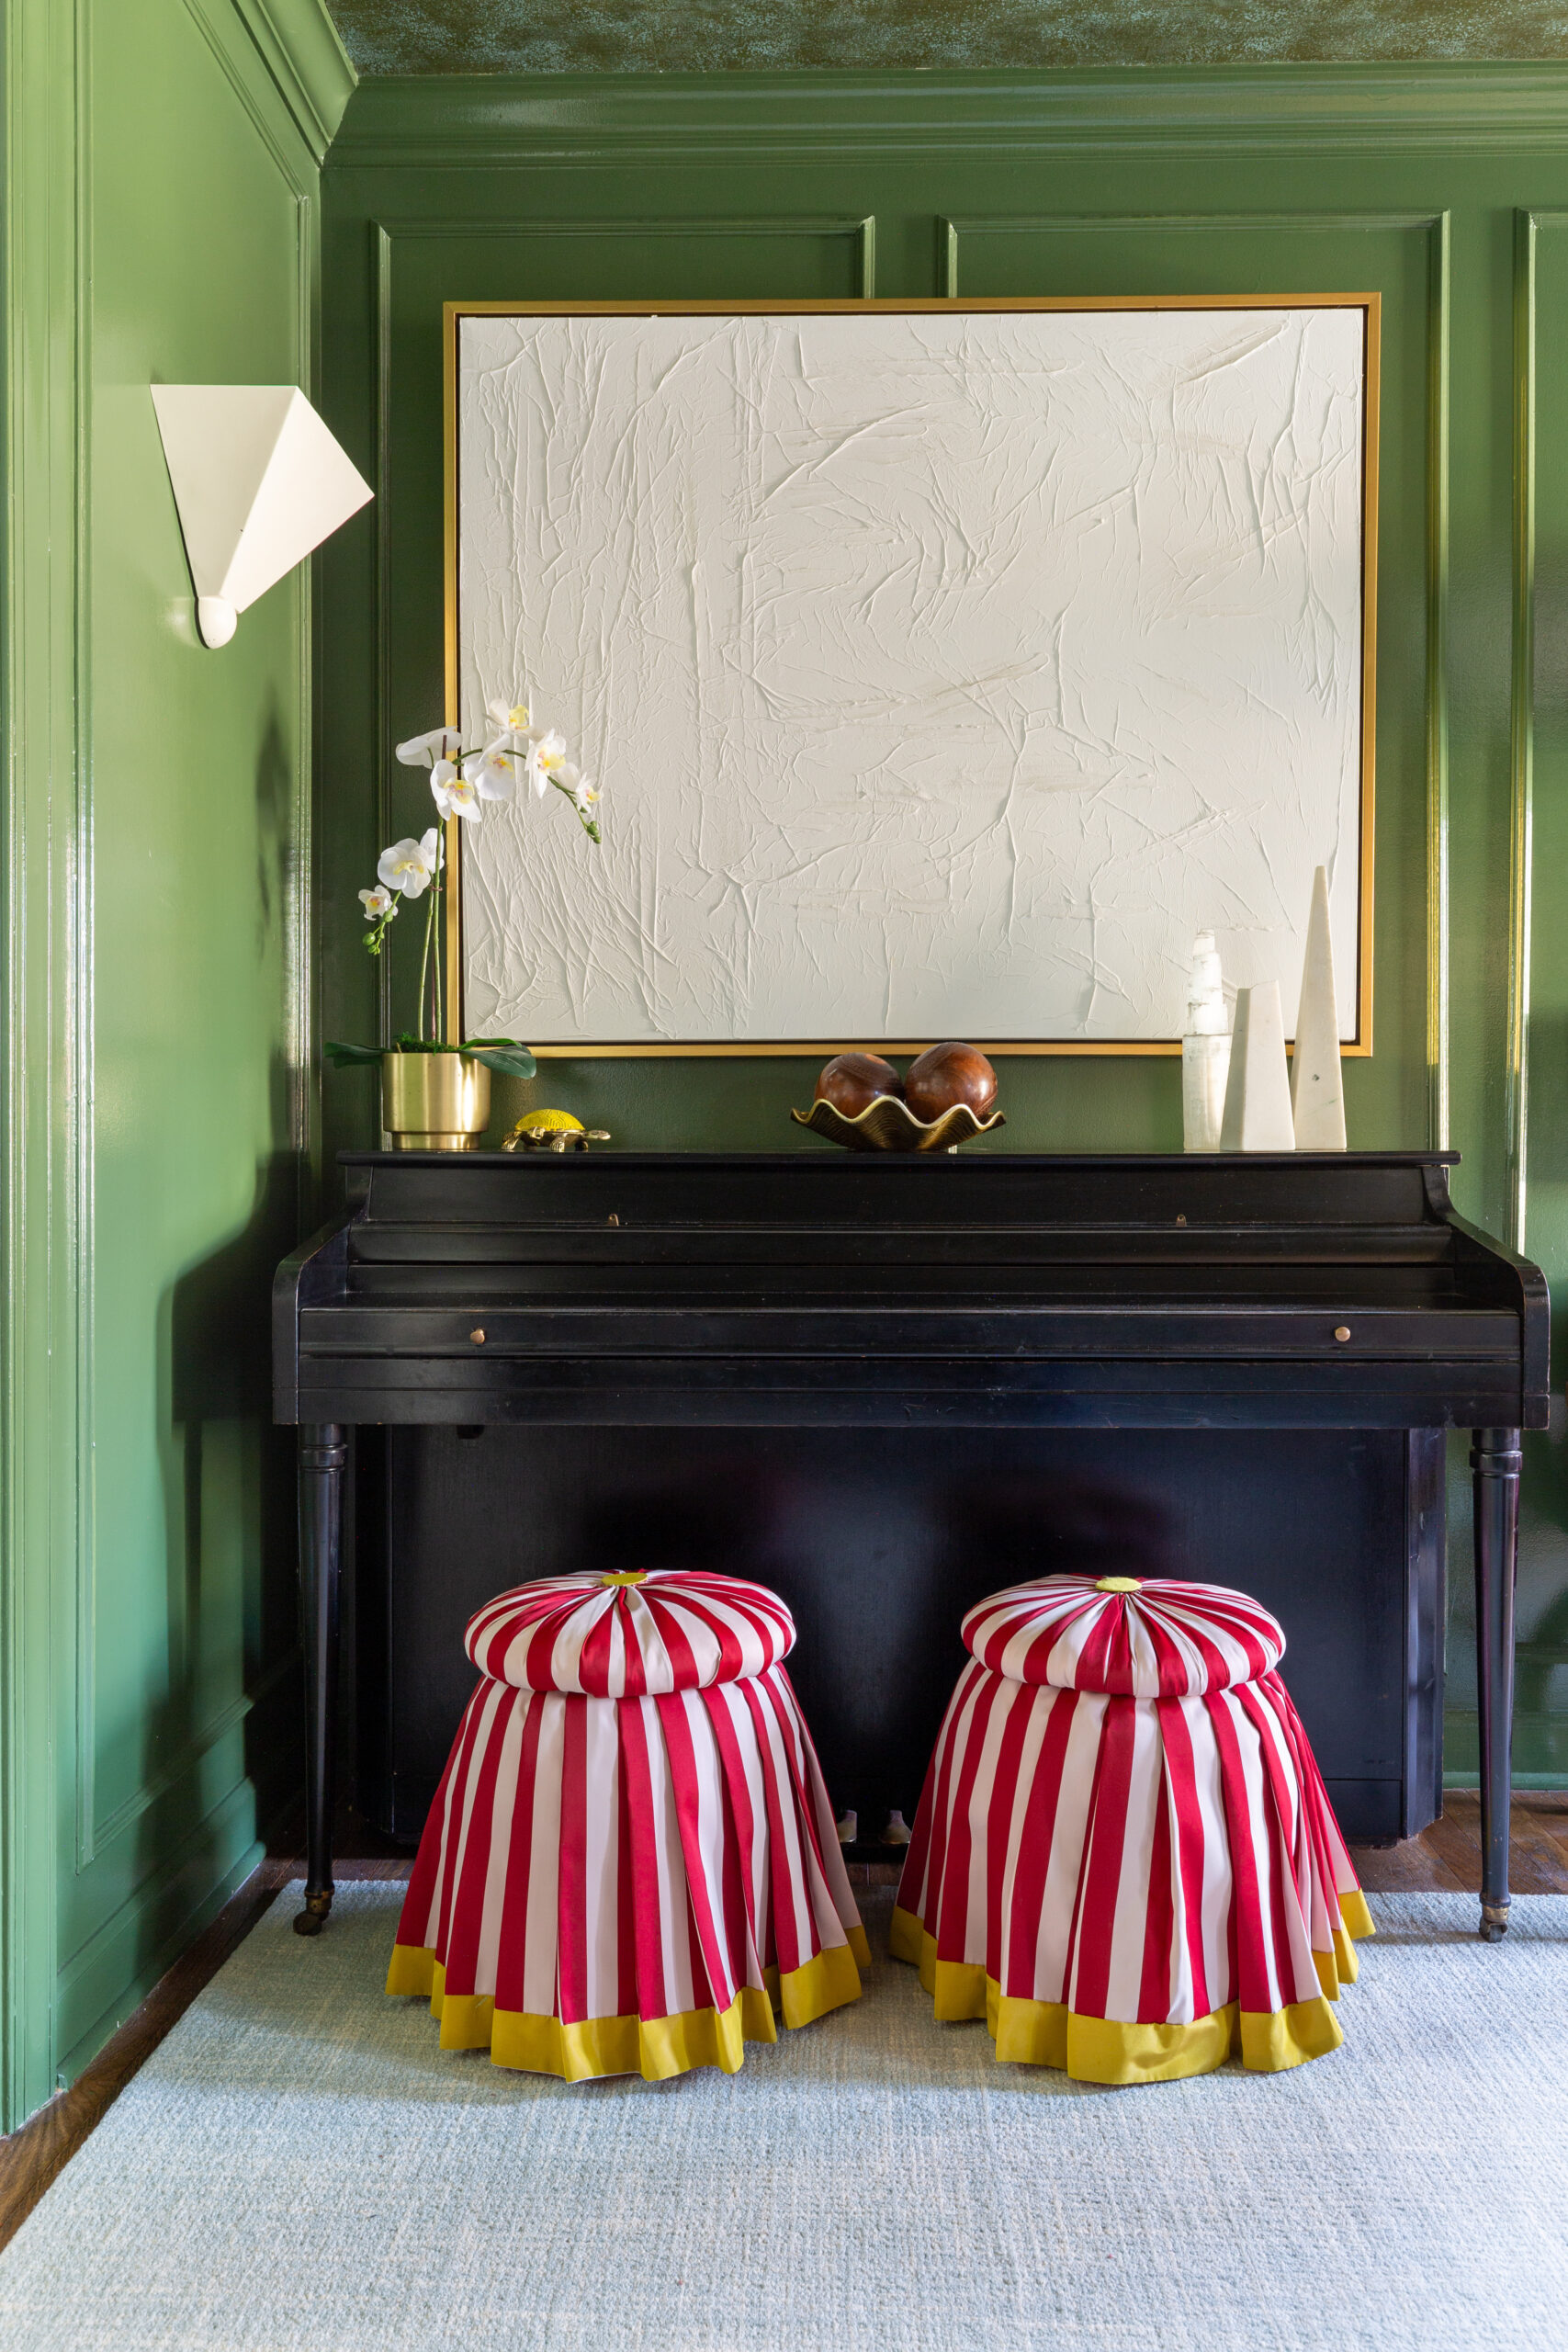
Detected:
[814,1052,904,1118]
[904,1040,997,1123]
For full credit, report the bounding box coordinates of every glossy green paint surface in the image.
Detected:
[321,68,1568,1791]
[1,0,352,2126]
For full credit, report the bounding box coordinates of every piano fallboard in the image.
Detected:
[276,1150,1549,1432]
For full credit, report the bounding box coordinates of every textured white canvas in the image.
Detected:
[456,308,1367,1046]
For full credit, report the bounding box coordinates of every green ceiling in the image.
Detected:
[326,2,1568,76]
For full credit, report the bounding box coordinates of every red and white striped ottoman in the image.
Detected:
[891,1573,1374,2085]
[387,1568,870,2082]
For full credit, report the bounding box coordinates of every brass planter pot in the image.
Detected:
[380,1050,491,1151]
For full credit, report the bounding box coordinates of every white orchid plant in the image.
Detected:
[326,696,600,1077]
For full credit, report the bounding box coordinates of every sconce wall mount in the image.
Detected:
[152,384,372,649]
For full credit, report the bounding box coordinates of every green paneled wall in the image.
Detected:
[10,47,1568,2137]
[0,0,353,2127]
[319,67,1568,1798]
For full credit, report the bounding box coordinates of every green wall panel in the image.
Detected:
[2,0,353,2125]
[319,68,1568,1801]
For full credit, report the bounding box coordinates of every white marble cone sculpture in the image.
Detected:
[1219,979,1297,1150]
[1181,932,1233,1151]
[1292,865,1348,1148]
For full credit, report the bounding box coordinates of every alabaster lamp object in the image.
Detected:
[1181,932,1232,1152]
[151,384,372,648]
[1291,865,1348,1149]
[1219,979,1296,1151]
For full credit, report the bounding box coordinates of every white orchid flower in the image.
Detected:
[377,830,439,898]
[526,729,570,799]
[549,762,600,813]
[431,762,482,823]
[462,746,519,804]
[395,726,463,769]
[358,886,395,920]
[481,707,538,757]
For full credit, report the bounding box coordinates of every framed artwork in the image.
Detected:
[444,296,1378,1056]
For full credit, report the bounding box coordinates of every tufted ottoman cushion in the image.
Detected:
[893,1573,1373,2085]
[389,1569,868,2083]
[963,1573,1286,1692]
[463,1567,796,1692]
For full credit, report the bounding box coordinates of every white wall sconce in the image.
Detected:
[151,384,372,649]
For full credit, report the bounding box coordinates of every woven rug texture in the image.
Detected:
[0,1884,1563,2351]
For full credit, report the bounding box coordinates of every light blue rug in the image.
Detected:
[0,1885,1564,2351]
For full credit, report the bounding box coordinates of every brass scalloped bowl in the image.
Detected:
[790,1096,1007,1154]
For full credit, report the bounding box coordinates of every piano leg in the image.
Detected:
[1471,1427,1521,1941]
[294,1422,346,1937]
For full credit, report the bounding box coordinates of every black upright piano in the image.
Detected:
[275,1148,1548,1941]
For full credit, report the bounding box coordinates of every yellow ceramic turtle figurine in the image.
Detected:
[502,1109,612,1154]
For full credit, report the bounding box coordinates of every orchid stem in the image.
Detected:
[434,829,444,1041]
[417,867,435,1045]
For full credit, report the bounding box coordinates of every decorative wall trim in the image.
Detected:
[87,1655,296,1855]
[74,20,318,1878]
[296,180,321,1196]
[3,0,321,2132]
[938,207,1450,296]
[370,212,876,297]
[1427,213,1451,1154]
[1508,211,1540,1254]
[70,0,96,1878]
[2,0,89,2134]
[53,1780,264,2084]
[328,67,1568,169]
[218,0,354,165]
[372,220,395,1050]
[180,0,329,184]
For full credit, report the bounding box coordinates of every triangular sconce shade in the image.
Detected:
[152,384,372,647]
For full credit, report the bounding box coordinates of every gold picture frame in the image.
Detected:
[443,295,1380,1057]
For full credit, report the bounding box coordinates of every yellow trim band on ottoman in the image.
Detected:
[889,1905,1365,2084]
[387,1929,869,2083]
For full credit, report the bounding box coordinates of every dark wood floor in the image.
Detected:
[0,1792,1562,2258]
[1353,1789,1568,1893]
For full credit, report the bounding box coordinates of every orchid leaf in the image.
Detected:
[328,1035,536,1077]
[467,1041,537,1080]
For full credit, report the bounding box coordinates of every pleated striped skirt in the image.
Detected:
[389,1659,870,2082]
[893,1577,1374,2084]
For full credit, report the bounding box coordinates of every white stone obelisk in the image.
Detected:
[1219,979,1296,1150]
[1291,865,1348,1149]
[1181,932,1232,1151]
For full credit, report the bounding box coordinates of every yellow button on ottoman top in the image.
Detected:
[891,1573,1373,2084]
[387,1568,870,2082]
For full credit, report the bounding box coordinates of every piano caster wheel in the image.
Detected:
[293,1890,333,1938]
[1479,1902,1510,1942]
